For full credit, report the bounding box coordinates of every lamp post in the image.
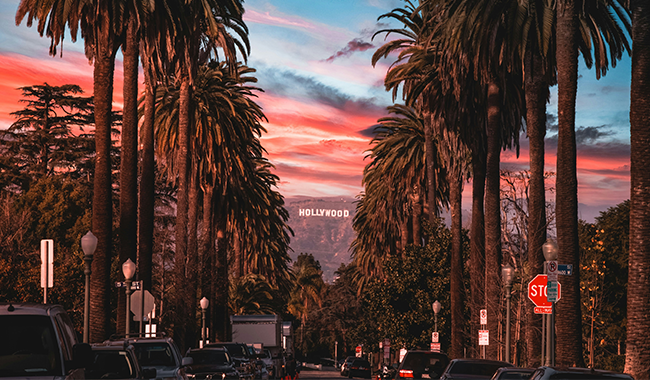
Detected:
[81,231,97,344]
[200,297,209,347]
[432,300,442,332]
[542,240,559,366]
[501,264,514,363]
[122,259,136,338]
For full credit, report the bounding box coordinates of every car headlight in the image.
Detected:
[186,375,195,379]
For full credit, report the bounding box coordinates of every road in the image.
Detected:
[296,368,345,380]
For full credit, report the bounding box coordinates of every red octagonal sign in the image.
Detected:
[528,274,561,314]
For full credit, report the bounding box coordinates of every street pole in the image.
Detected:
[200,297,209,348]
[125,277,132,338]
[505,283,511,363]
[81,231,97,344]
[123,259,136,338]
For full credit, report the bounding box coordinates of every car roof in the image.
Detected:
[450,358,512,365]
[189,347,229,353]
[536,366,633,378]
[0,303,66,316]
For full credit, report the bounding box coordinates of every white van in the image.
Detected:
[0,303,91,379]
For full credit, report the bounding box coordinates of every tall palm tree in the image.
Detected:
[289,254,325,352]
[16,0,125,342]
[625,1,650,377]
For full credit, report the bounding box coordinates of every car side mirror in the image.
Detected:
[143,368,157,379]
[71,343,93,369]
[182,357,194,367]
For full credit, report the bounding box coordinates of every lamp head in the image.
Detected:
[432,300,441,315]
[122,258,136,280]
[542,240,559,261]
[501,263,514,286]
[200,297,209,310]
[81,231,97,258]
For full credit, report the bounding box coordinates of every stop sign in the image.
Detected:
[528,274,561,307]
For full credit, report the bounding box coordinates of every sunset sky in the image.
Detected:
[0,0,632,223]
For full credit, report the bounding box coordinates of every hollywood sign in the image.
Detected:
[298,208,351,218]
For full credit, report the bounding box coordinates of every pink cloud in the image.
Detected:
[244,9,317,30]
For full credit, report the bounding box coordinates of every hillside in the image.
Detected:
[285,196,357,282]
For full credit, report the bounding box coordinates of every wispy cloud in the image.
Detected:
[324,38,375,62]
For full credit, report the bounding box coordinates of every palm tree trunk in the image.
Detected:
[118,12,139,336]
[201,184,214,339]
[524,48,548,367]
[555,0,584,367]
[214,208,230,341]
[90,17,117,343]
[138,56,156,302]
[449,170,465,359]
[411,187,422,246]
[173,76,191,352]
[400,215,409,256]
[423,110,438,222]
[186,166,199,345]
[470,146,486,359]
[485,78,502,360]
[624,2,650,377]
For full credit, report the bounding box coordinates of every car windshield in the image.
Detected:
[449,361,505,376]
[498,370,533,380]
[86,351,135,379]
[189,351,230,365]
[402,353,449,374]
[548,375,630,380]
[0,315,62,377]
[133,343,177,367]
[223,345,247,357]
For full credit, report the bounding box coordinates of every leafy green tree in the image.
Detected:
[229,274,281,315]
[579,201,628,372]
[0,84,94,192]
[353,219,469,353]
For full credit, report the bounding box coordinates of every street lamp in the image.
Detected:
[542,239,558,366]
[432,300,442,332]
[122,259,136,338]
[81,231,97,344]
[501,263,514,363]
[200,297,209,347]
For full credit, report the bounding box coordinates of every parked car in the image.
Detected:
[87,341,156,380]
[205,343,255,380]
[395,351,450,380]
[0,303,92,379]
[347,358,371,379]
[490,367,534,380]
[439,359,513,380]
[529,366,634,380]
[185,347,240,380]
[124,335,193,380]
[257,349,282,379]
[341,357,355,377]
[254,360,270,380]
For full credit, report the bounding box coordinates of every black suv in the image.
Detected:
[0,303,92,380]
[396,351,450,380]
[205,343,254,380]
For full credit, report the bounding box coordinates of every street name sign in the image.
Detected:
[558,264,573,275]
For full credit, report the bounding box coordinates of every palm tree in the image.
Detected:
[289,254,325,353]
[16,0,127,342]
[625,1,650,377]
[229,274,277,315]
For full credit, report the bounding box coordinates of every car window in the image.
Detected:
[498,371,534,380]
[87,351,135,379]
[133,343,177,367]
[449,362,505,376]
[402,353,449,374]
[549,375,631,380]
[352,360,370,366]
[189,351,230,365]
[0,315,63,377]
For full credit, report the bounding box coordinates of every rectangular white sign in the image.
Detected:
[41,239,54,288]
[432,332,439,343]
[480,309,487,325]
[479,330,489,346]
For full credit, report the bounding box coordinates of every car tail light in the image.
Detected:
[399,370,414,378]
